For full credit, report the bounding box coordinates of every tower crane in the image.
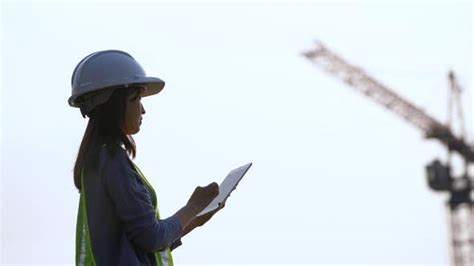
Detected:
[303,41,473,266]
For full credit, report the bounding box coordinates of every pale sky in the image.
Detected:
[1,0,473,265]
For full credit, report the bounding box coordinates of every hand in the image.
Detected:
[186,182,219,216]
[173,182,219,229]
[182,202,226,237]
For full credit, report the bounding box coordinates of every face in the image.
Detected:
[123,87,146,135]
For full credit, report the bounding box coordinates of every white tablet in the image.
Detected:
[197,162,252,217]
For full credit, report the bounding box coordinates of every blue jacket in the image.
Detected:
[77,146,182,265]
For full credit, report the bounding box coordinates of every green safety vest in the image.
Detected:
[76,164,174,266]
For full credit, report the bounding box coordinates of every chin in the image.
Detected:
[127,127,140,135]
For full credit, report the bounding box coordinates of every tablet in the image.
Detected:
[197,162,252,217]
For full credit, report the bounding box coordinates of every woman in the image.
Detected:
[69,50,222,266]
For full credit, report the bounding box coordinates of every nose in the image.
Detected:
[141,103,146,115]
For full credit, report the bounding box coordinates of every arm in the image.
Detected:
[172,183,219,230]
[102,150,182,252]
[181,203,225,237]
[163,187,223,251]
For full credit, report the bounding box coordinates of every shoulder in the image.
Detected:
[98,144,135,178]
[97,145,148,200]
[98,144,130,164]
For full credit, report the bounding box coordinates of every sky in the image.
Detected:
[1,0,473,265]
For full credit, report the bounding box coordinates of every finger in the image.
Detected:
[207,182,219,196]
[207,182,218,189]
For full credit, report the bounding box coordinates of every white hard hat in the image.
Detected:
[69,50,165,115]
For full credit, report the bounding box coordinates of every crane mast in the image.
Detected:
[303,41,473,266]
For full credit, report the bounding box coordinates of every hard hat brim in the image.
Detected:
[68,77,165,109]
[139,77,165,97]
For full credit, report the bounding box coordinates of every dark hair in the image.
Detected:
[73,86,141,190]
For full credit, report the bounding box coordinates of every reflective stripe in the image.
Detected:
[78,223,86,266]
[160,251,170,266]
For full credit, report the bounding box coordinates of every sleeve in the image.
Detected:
[170,238,182,251]
[100,149,183,253]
